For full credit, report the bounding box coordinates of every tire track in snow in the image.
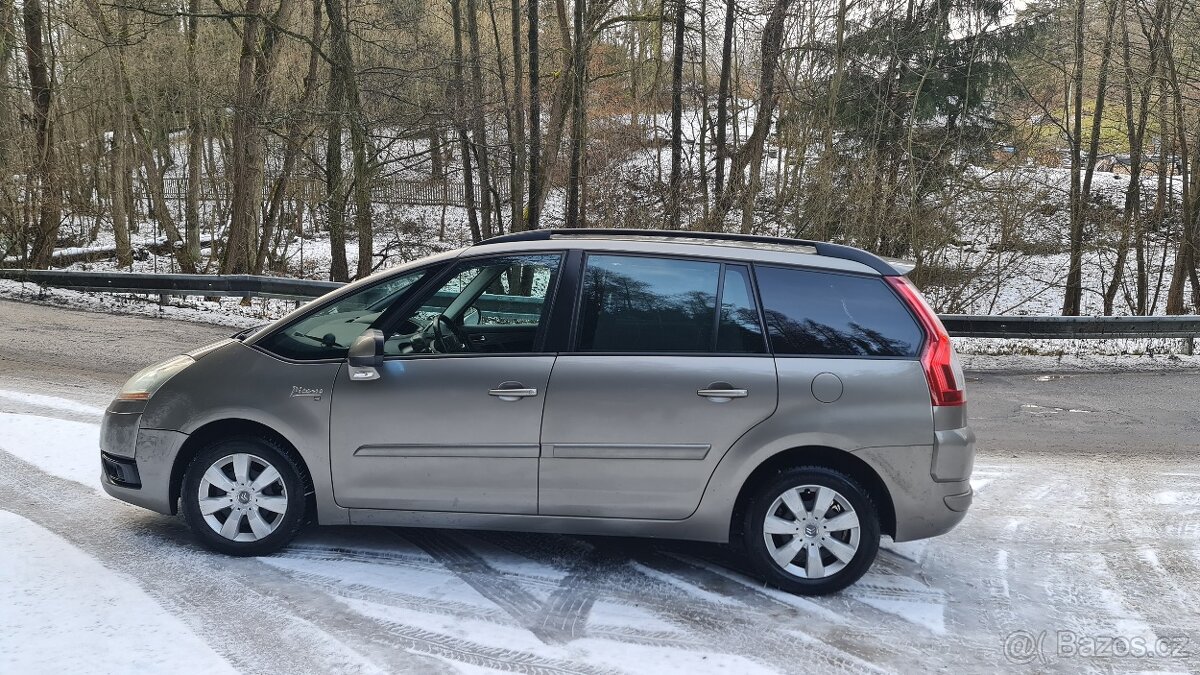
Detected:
[403,529,621,650]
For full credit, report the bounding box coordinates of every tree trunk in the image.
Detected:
[326,0,373,276]
[1164,8,1194,315]
[450,0,482,242]
[325,39,349,281]
[185,0,202,268]
[108,7,133,268]
[1061,0,1087,315]
[22,0,60,268]
[222,0,265,274]
[666,0,685,229]
[465,0,495,238]
[0,0,14,173]
[1106,0,1157,315]
[508,0,526,231]
[566,0,585,227]
[429,123,445,179]
[484,0,523,234]
[713,0,734,205]
[527,0,541,229]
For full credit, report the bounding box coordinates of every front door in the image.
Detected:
[539,255,778,519]
[330,252,563,513]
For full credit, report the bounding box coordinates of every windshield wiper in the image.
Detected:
[231,324,268,341]
[291,331,344,349]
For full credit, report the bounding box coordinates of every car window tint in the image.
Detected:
[755,266,921,357]
[577,255,719,352]
[716,265,766,353]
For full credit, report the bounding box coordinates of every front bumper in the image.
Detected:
[99,401,188,515]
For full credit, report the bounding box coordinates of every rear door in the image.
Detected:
[538,255,778,519]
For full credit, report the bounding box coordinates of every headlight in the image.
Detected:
[117,355,195,401]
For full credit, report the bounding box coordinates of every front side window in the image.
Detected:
[576,255,720,352]
[259,269,431,360]
[383,254,561,355]
[755,265,922,357]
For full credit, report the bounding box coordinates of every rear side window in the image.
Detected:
[577,255,719,352]
[755,266,921,357]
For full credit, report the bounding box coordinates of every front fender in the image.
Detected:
[141,342,347,524]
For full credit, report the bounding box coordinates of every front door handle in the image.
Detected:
[488,381,538,401]
[697,382,748,402]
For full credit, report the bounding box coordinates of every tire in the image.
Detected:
[741,466,880,595]
[181,436,308,556]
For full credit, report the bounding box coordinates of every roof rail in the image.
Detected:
[477,228,901,275]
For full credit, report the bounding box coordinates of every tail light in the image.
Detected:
[885,276,965,407]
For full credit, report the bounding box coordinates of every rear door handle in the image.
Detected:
[489,381,538,401]
[697,383,748,402]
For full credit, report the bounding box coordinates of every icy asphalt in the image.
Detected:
[0,298,1198,674]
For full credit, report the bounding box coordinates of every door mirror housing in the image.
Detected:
[462,306,482,326]
[348,329,384,381]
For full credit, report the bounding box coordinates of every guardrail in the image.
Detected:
[938,314,1200,339]
[0,269,340,300]
[2,269,1198,346]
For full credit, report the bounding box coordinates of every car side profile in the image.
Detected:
[100,229,974,595]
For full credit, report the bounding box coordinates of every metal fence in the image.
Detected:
[2,269,1199,345]
[160,178,510,208]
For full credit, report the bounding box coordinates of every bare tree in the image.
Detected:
[21,0,59,268]
[666,0,685,229]
[527,0,541,230]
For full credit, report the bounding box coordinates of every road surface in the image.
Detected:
[1,298,1197,673]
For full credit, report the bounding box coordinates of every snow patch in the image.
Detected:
[0,389,106,417]
[0,413,103,492]
[0,510,236,674]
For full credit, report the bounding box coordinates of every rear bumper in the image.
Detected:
[853,423,975,542]
[944,487,973,512]
[99,402,187,515]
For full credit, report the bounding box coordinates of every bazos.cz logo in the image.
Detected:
[1003,629,1191,665]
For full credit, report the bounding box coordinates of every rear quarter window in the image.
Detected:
[754,265,922,357]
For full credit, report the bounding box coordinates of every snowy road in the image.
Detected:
[1,299,1199,673]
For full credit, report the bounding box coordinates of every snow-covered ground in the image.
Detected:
[1,377,1197,674]
[0,510,237,674]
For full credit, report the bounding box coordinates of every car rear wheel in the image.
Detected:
[181,437,308,556]
[742,466,880,595]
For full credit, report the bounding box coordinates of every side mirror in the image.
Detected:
[462,307,481,326]
[348,329,384,381]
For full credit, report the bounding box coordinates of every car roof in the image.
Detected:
[465,229,906,276]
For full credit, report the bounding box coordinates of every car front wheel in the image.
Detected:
[742,466,880,595]
[181,437,308,556]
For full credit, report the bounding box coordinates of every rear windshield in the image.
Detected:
[754,266,922,357]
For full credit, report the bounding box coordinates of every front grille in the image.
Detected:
[101,452,142,488]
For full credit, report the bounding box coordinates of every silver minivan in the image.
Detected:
[101,229,974,594]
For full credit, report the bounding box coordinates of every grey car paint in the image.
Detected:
[539,355,777,519]
[100,235,973,546]
[330,355,554,513]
